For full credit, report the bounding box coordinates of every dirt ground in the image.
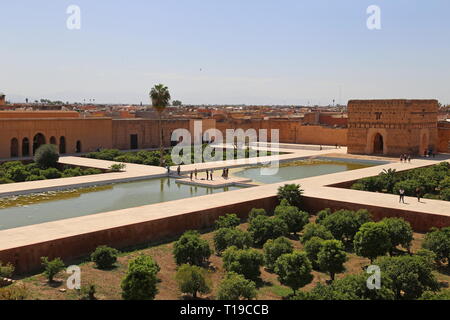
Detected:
[11,222,450,300]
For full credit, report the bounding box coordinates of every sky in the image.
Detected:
[1,0,450,105]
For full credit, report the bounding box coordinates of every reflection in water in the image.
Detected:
[233,159,374,184]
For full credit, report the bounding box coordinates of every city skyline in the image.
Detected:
[1,0,450,105]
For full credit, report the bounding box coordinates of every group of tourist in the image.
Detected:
[398,187,423,204]
[400,154,411,163]
[424,149,436,158]
[178,167,230,181]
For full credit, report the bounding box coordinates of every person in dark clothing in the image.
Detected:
[399,188,405,204]
[194,168,198,179]
[210,170,213,181]
[190,171,193,181]
[416,187,422,202]
[177,165,181,176]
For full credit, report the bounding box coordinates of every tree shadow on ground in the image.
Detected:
[180,294,211,301]
[47,280,63,288]
[255,278,273,289]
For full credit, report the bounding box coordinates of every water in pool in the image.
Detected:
[0,178,240,230]
[233,159,374,184]
[0,159,377,231]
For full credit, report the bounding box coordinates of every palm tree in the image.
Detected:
[149,84,171,166]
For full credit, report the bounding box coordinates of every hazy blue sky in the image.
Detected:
[1,0,450,105]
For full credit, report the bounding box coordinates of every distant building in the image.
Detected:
[347,99,439,156]
[0,93,5,106]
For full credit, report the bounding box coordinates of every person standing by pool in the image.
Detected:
[206,170,209,180]
[177,165,181,176]
[194,168,198,179]
[399,188,405,204]
[210,169,213,181]
[190,171,193,181]
[416,187,422,203]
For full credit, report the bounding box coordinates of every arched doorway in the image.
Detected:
[10,138,19,158]
[76,140,82,153]
[33,133,46,154]
[59,136,66,154]
[373,133,384,154]
[22,138,30,157]
[50,136,57,145]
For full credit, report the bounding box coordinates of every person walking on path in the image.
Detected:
[399,188,405,204]
[400,155,403,163]
[194,168,198,179]
[416,187,422,203]
[210,170,213,181]
[206,170,209,181]
[177,165,181,176]
[407,154,411,163]
[190,171,193,181]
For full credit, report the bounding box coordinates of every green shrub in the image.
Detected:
[34,144,59,168]
[320,209,371,244]
[440,188,450,201]
[263,237,294,271]
[173,231,212,266]
[317,240,347,281]
[41,167,62,179]
[175,264,211,298]
[121,255,160,300]
[354,222,391,263]
[0,261,15,278]
[79,284,96,300]
[381,217,413,254]
[217,272,257,300]
[214,214,240,230]
[300,222,334,244]
[248,215,289,246]
[422,227,450,266]
[316,208,332,224]
[0,283,29,300]
[109,163,126,172]
[222,247,264,281]
[304,237,325,270]
[40,257,65,282]
[25,174,46,182]
[248,208,268,222]
[90,245,119,269]
[274,251,313,295]
[375,255,439,300]
[6,166,28,182]
[277,184,303,207]
[274,204,309,235]
[213,228,253,255]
